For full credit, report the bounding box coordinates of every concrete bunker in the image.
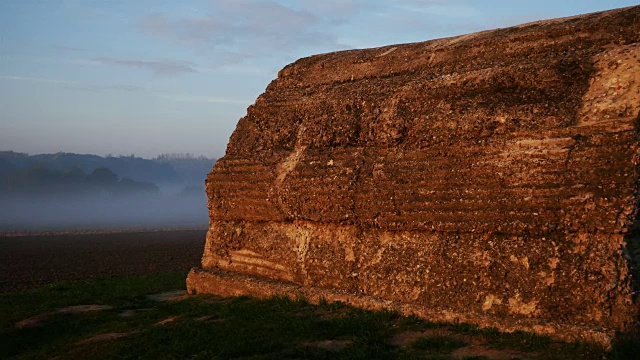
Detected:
[188,6,640,345]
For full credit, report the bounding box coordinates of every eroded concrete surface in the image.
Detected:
[188,6,640,345]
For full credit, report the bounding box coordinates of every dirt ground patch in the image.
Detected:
[390,329,456,347]
[0,230,206,293]
[451,344,536,360]
[304,339,352,352]
[148,290,188,302]
[76,332,137,345]
[15,304,113,328]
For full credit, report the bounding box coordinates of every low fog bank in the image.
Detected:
[0,191,209,232]
[0,151,215,232]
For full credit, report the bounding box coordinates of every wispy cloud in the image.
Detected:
[0,75,144,92]
[0,74,248,106]
[137,0,349,62]
[63,84,146,93]
[92,57,198,76]
[0,75,77,85]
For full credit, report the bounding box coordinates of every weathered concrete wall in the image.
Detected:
[188,6,640,344]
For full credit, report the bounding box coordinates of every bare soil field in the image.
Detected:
[0,230,206,293]
[1,230,634,359]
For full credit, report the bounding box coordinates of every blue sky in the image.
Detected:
[1,0,637,158]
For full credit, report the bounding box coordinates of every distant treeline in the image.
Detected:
[1,165,159,197]
[153,153,217,184]
[0,151,216,197]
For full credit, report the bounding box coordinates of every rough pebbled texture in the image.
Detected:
[190,6,640,345]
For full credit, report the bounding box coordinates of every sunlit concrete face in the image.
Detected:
[189,6,640,346]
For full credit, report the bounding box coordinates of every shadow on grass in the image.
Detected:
[0,272,628,360]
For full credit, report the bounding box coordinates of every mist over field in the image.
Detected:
[0,191,208,231]
[0,151,214,232]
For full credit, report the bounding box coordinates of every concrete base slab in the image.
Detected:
[186,267,614,347]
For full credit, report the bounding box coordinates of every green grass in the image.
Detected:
[0,272,628,359]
